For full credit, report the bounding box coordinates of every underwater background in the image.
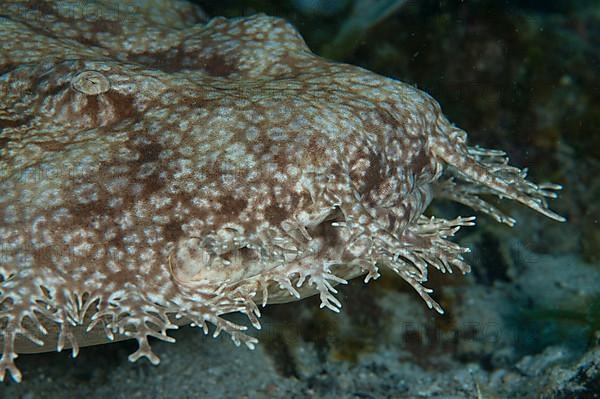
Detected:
[3,0,599,398]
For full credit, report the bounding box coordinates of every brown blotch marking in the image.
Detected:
[272,150,289,169]
[79,94,100,126]
[163,220,184,243]
[307,135,326,161]
[217,194,248,218]
[137,142,164,163]
[68,197,109,221]
[140,172,166,198]
[108,270,135,285]
[88,20,123,36]
[31,247,59,268]
[264,202,289,226]
[68,89,137,127]
[286,192,303,211]
[129,45,185,73]
[197,53,236,77]
[126,140,166,197]
[0,119,24,129]
[273,52,301,77]
[0,114,33,130]
[47,157,115,225]
[411,146,431,176]
[358,151,384,198]
[43,82,69,97]
[36,140,67,152]
[104,91,138,122]
[0,137,9,149]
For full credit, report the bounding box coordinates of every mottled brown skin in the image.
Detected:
[0,0,564,383]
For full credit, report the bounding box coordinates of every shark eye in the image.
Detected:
[71,70,110,95]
